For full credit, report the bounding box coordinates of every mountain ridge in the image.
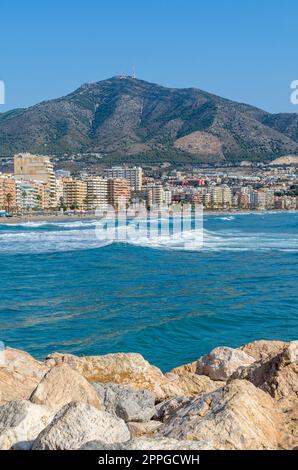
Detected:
[1,76,298,164]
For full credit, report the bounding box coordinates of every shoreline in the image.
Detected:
[0,209,296,225]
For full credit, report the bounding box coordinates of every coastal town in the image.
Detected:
[0,153,298,217]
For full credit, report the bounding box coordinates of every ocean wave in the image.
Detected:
[0,221,297,254]
[215,216,235,221]
[2,219,100,229]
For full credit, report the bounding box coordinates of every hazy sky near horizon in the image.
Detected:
[1,0,298,113]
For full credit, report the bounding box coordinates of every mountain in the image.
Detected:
[1,76,298,164]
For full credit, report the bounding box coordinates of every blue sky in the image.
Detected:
[1,0,297,113]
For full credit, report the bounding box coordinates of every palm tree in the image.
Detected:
[5,193,13,213]
[83,196,89,210]
[21,190,27,213]
[59,196,67,212]
[35,194,42,211]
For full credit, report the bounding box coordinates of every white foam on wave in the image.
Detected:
[0,222,297,254]
[215,216,235,221]
[4,219,100,229]
[6,221,52,228]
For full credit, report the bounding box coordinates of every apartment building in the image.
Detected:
[0,173,16,211]
[85,176,108,209]
[55,178,64,206]
[146,185,172,207]
[16,180,39,210]
[105,166,143,191]
[209,185,232,208]
[107,178,130,207]
[63,177,87,210]
[14,153,56,206]
[221,185,233,208]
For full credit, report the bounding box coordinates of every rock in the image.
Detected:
[283,341,298,364]
[32,401,130,450]
[127,421,163,437]
[240,340,289,362]
[30,365,101,410]
[93,383,155,422]
[165,371,223,396]
[161,379,281,450]
[80,437,212,450]
[0,400,54,450]
[125,437,213,450]
[155,396,191,423]
[230,342,298,402]
[231,342,298,449]
[3,348,48,381]
[196,346,255,381]
[170,361,198,375]
[0,348,48,406]
[0,369,40,406]
[45,352,183,401]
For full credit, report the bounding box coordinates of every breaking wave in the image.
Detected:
[0,213,297,254]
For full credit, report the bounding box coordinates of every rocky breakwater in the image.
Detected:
[0,340,297,450]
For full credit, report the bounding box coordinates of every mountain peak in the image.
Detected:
[1,78,298,163]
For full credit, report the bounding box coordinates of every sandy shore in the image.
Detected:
[0,209,296,224]
[0,214,97,224]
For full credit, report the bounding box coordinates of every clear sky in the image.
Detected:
[1,0,298,113]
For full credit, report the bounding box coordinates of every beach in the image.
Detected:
[0,209,296,224]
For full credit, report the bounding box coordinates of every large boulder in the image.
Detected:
[231,341,298,449]
[196,347,255,381]
[0,348,48,406]
[30,365,101,410]
[32,401,130,450]
[0,400,54,450]
[93,383,155,422]
[161,379,282,450]
[45,352,183,401]
[231,342,298,403]
[3,348,48,381]
[80,437,213,450]
[239,340,289,362]
[165,371,223,396]
[0,369,40,406]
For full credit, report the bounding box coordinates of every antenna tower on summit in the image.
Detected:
[132,65,136,79]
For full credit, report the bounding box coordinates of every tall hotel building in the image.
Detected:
[85,176,108,209]
[14,153,56,189]
[105,166,143,191]
[146,184,172,207]
[108,178,130,207]
[62,177,87,210]
[14,153,56,206]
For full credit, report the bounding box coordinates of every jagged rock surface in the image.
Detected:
[161,380,282,450]
[45,352,183,401]
[196,347,255,381]
[30,364,101,410]
[32,401,130,450]
[0,400,54,450]
[93,383,155,422]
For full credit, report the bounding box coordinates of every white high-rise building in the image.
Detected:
[146,185,172,207]
[86,176,108,209]
[210,185,232,208]
[15,180,39,210]
[105,166,143,191]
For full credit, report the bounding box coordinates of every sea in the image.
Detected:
[0,211,297,371]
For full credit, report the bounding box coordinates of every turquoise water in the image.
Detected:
[0,212,297,371]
